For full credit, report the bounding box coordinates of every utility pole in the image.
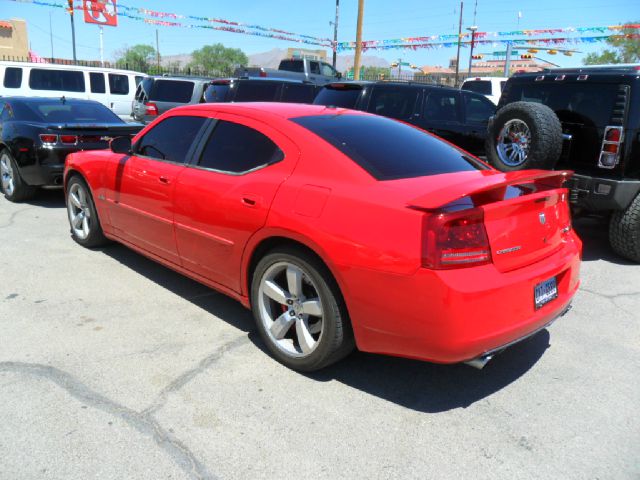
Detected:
[99,26,104,66]
[156,29,161,71]
[353,0,365,80]
[454,1,463,87]
[67,0,77,62]
[504,42,512,76]
[331,0,340,70]
[467,26,478,76]
[49,11,54,60]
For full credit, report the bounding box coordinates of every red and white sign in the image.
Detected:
[83,0,118,27]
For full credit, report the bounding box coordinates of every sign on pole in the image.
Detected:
[83,0,118,27]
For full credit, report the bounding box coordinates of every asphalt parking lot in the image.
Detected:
[0,189,638,480]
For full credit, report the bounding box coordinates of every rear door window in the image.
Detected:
[233,81,280,102]
[136,116,207,163]
[3,67,22,88]
[292,114,483,180]
[313,85,364,109]
[423,91,461,122]
[149,80,195,103]
[89,72,106,93]
[280,83,316,103]
[463,93,496,123]
[108,73,129,95]
[29,69,85,92]
[461,80,492,95]
[309,62,321,75]
[197,120,283,173]
[366,86,420,120]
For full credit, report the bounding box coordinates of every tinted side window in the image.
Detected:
[233,81,280,102]
[367,86,420,120]
[205,84,230,102]
[198,121,283,173]
[464,94,495,123]
[3,67,22,88]
[281,83,316,103]
[313,85,364,109]
[292,114,482,180]
[149,80,194,103]
[89,72,106,93]
[309,62,321,75]
[424,91,461,122]
[109,74,129,95]
[29,69,85,92]
[135,76,144,86]
[136,116,206,163]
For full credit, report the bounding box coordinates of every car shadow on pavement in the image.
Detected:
[573,216,634,265]
[25,188,66,208]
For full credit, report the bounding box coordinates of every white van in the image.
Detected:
[461,76,508,105]
[0,61,145,121]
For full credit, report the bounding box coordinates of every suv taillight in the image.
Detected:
[422,208,492,269]
[598,126,624,169]
[145,102,158,116]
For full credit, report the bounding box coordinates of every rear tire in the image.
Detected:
[251,248,355,371]
[0,149,37,203]
[486,102,563,171]
[609,193,640,262]
[66,175,109,248]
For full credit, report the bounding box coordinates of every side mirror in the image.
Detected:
[110,136,132,154]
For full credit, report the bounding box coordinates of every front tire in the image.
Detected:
[0,149,37,202]
[251,248,354,371]
[66,176,109,248]
[609,193,640,262]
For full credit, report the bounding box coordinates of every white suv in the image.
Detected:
[461,77,508,105]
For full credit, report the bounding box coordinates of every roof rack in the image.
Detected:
[542,63,640,73]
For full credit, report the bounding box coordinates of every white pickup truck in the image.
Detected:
[234,58,342,86]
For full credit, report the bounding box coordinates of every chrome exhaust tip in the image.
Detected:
[464,354,494,370]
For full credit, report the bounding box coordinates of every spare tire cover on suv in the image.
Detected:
[486,101,563,171]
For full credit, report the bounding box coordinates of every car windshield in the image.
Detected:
[292,113,484,181]
[24,101,122,124]
[461,80,492,95]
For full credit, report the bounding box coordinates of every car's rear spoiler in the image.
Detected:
[408,170,572,210]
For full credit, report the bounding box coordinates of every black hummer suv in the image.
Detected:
[485,65,640,261]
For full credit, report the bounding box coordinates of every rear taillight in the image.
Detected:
[598,126,624,169]
[39,134,58,145]
[145,102,158,116]
[259,69,267,77]
[422,208,492,269]
[60,135,78,145]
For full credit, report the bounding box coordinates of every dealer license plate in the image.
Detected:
[534,277,558,310]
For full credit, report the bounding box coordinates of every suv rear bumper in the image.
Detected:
[569,174,640,211]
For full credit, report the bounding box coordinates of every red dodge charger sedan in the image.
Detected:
[64,103,581,371]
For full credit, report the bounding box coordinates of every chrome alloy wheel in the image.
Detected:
[496,119,532,167]
[0,152,15,196]
[67,182,92,240]
[257,261,324,357]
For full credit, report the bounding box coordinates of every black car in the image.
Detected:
[0,97,142,202]
[486,65,640,261]
[313,81,496,155]
[204,77,318,104]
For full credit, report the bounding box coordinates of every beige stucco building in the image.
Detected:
[0,18,29,60]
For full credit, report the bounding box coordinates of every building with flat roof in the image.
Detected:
[0,18,28,59]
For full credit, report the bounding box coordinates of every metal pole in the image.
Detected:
[68,0,77,62]
[504,42,512,76]
[156,29,161,71]
[353,0,365,80]
[332,0,340,70]
[49,12,54,60]
[454,1,464,87]
[99,26,104,67]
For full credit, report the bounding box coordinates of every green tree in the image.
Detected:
[362,66,392,79]
[188,43,248,76]
[583,22,640,64]
[114,44,157,71]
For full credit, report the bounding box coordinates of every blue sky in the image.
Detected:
[2,0,638,68]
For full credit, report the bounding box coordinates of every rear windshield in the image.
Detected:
[148,79,194,103]
[279,60,304,73]
[281,83,316,103]
[292,114,483,180]
[505,82,619,127]
[204,84,230,102]
[461,80,492,95]
[24,102,122,124]
[233,81,280,102]
[313,85,364,109]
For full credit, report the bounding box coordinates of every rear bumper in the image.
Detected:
[344,232,582,364]
[569,174,640,211]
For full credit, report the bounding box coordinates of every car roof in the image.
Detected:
[210,77,315,85]
[177,102,361,120]
[324,80,460,92]
[146,75,212,82]
[3,96,105,106]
